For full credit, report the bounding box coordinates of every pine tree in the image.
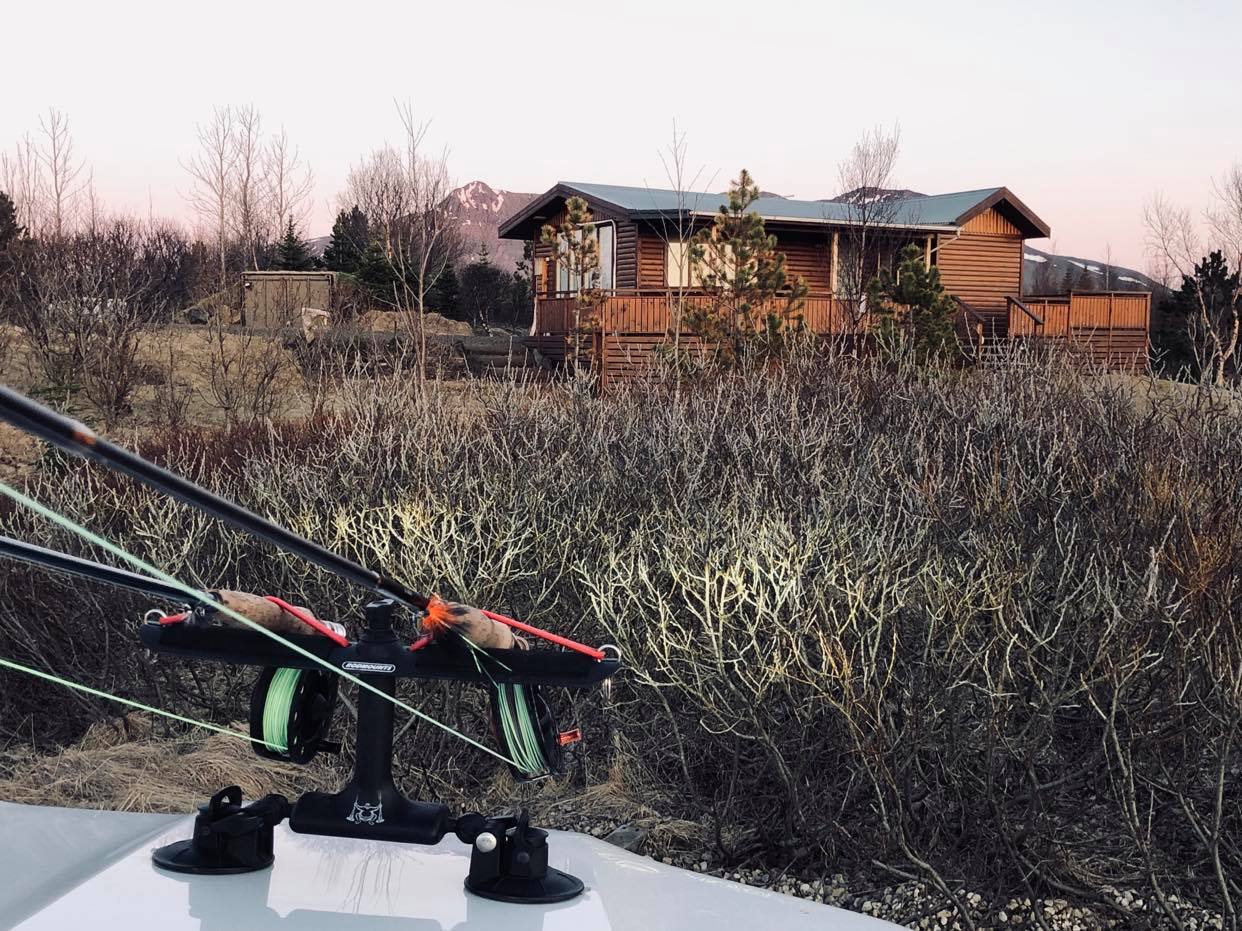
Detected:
[460,244,508,326]
[322,205,369,275]
[0,191,21,254]
[686,169,808,364]
[429,263,460,319]
[274,219,314,271]
[1157,250,1241,382]
[541,196,603,366]
[356,241,398,306]
[1060,265,1076,295]
[0,191,23,286]
[866,243,958,361]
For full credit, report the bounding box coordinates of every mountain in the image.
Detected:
[306,182,536,270]
[448,181,536,270]
[824,186,927,205]
[1022,246,1163,296]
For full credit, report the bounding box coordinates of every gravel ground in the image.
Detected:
[539,806,1224,931]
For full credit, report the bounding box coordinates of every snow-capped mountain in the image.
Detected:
[447,180,535,270]
[1023,246,1163,296]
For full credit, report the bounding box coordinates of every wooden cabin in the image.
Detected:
[498,182,1151,382]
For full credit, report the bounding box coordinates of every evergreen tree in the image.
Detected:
[322,205,369,276]
[1157,250,1241,381]
[0,191,22,286]
[686,169,808,364]
[506,241,534,327]
[356,241,398,305]
[460,244,509,326]
[866,242,959,361]
[274,219,314,271]
[1060,265,1076,295]
[540,196,605,366]
[429,263,460,318]
[0,191,21,254]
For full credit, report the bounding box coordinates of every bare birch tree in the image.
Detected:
[390,103,457,381]
[832,125,904,323]
[36,109,85,239]
[184,106,237,292]
[1145,186,1242,385]
[647,122,715,369]
[230,104,266,270]
[344,103,459,384]
[2,134,48,235]
[1209,162,1242,273]
[264,127,315,238]
[342,146,407,254]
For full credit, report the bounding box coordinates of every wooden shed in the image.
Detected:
[241,271,337,331]
[498,182,1151,381]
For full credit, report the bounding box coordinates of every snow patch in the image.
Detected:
[1024,253,1047,263]
[1117,276,1142,284]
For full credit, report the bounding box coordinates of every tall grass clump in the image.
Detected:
[1,347,1240,923]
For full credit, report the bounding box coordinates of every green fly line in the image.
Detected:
[495,684,548,776]
[261,668,302,753]
[0,478,519,770]
[0,655,258,747]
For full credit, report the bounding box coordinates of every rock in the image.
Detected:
[602,824,647,853]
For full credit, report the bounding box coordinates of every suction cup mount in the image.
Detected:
[460,810,585,904]
[152,785,291,875]
[148,598,608,903]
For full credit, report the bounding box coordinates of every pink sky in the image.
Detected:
[3,0,1240,270]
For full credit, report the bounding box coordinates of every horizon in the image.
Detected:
[4,0,1241,271]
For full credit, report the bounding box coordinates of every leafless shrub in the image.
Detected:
[0,219,166,426]
[192,318,299,425]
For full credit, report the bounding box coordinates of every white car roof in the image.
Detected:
[2,801,899,930]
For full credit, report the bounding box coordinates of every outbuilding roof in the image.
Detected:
[499,182,1050,240]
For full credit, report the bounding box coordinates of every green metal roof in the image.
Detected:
[562,181,999,228]
[499,181,1050,239]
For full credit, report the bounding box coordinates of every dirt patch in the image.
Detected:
[359,310,471,337]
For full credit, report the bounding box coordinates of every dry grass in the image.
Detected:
[0,714,323,813]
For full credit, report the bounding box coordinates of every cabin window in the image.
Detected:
[666,242,692,288]
[554,221,615,292]
[666,240,735,288]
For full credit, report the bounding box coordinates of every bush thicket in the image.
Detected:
[0,349,1239,924]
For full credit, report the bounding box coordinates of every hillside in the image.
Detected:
[1023,245,1162,295]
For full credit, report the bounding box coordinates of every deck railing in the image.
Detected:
[533,290,860,336]
[1009,292,1150,338]
[1007,291,1151,368]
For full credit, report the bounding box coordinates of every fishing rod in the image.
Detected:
[0,385,431,612]
[0,533,197,605]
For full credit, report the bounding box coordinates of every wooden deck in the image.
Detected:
[527,289,1152,381]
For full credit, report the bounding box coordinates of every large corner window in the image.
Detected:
[555,221,615,292]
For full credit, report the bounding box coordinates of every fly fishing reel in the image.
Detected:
[249,667,341,764]
[490,682,577,781]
